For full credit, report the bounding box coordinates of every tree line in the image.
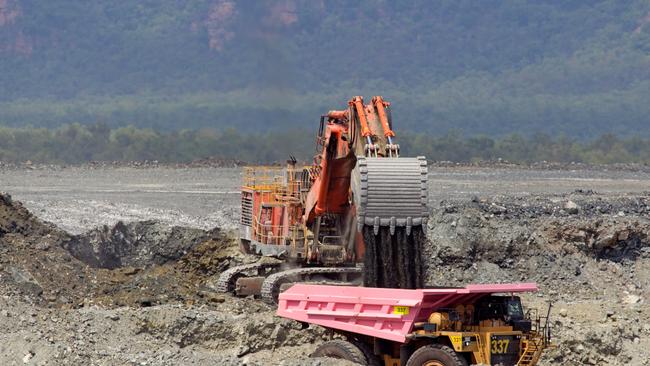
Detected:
[1,1,649,139]
[0,123,648,165]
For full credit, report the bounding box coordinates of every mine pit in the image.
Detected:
[1,165,650,365]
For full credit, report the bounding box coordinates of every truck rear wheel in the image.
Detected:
[405,344,468,366]
[350,339,382,366]
[311,340,367,364]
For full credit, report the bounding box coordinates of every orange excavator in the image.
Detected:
[216,96,428,303]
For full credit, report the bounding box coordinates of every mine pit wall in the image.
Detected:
[61,220,221,269]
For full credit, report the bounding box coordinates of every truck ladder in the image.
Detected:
[474,334,488,365]
[517,335,544,366]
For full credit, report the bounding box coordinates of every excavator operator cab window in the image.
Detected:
[318,116,325,138]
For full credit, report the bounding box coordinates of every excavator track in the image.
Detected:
[261,266,363,304]
[215,261,282,294]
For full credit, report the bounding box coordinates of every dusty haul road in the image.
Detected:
[1,164,649,365]
[5,166,650,233]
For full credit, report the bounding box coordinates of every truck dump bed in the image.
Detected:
[277,283,538,343]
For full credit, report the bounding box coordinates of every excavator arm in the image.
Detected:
[303,122,356,224]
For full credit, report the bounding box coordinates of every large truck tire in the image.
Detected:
[350,339,383,366]
[405,344,468,366]
[311,340,368,364]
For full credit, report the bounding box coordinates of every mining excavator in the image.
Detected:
[216,96,428,303]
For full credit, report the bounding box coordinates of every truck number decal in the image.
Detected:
[450,335,462,346]
[393,306,409,315]
[491,339,510,354]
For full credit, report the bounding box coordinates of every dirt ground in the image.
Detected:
[1,164,650,365]
[5,164,650,233]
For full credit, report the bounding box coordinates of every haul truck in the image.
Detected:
[277,283,551,366]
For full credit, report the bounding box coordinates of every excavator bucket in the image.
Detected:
[354,156,428,234]
[352,156,429,289]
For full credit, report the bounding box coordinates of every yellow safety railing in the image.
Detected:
[252,214,302,246]
[243,166,286,191]
[243,166,305,200]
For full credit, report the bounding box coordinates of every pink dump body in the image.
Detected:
[277,283,538,343]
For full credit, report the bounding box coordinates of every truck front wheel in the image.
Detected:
[405,344,468,366]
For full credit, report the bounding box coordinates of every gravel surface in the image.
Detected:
[1,167,240,234]
[4,165,650,234]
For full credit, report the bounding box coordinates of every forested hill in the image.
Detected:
[1,1,650,138]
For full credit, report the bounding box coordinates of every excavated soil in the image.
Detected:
[1,165,650,365]
[363,226,425,289]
